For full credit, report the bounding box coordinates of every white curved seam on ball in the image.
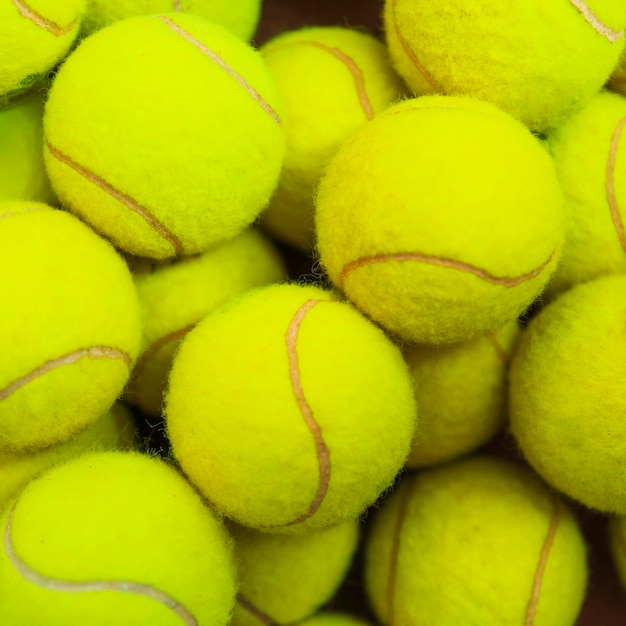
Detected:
[11,0,77,36]
[0,346,132,402]
[569,0,624,42]
[607,116,626,252]
[158,15,281,125]
[281,298,331,526]
[4,504,199,625]
[236,594,276,625]
[45,141,185,256]
[340,251,556,289]
[524,498,561,625]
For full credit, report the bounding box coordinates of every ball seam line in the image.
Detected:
[279,298,331,527]
[0,346,132,402]
[3,503,199,625]
[339,251,555,289]
[485,331,508,366]
[386,482,412,626]
[524,496,561,626]
[0,206,51,220]
[45,140,185,256]
[158,15,281,125]
[569,0,624,42]
[11,0,77,37]
[131,324,196,391]
[263,40,374,120]
[235,594,276,625]
[607,116,626,253]
[389,0,441,92]
[172,0,183,11]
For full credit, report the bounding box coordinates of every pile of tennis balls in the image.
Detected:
[1,0,626,624]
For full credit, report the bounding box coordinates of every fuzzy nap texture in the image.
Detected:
[260,26,405,250]
[0,451,237,625]
[165,283,417,532]
[510,275,626,514]
[127,228,285,417]
[231,520,359,626]
[365,456,588,626]
[547,91,626,296]
[81,0,261,41]
[0,202,141,453]
[0,403,135,511]
[405,320,520,468]
[0,91,55,204]
[384,0,626,132]
[0,0,84,103]
[315,96,565,345]
[44,14,285,259]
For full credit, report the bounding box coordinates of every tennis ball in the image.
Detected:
[384,0,626,132]
[0,451,236,625]
[259,26,405,250]
[165,283,417,532]
[365,456,588,626]
[609,516,626,589]
[82,0,261,40]
[315,96,564,345]
[127,228,285,417]
[44,14,285,259]
[546,91,626,296]
[510,275,626,514]
[232,520,359,626]
[0,201,141,452]
[0,91,54,204]
[608,51,626,95]
[0,0,84,104]
[0,403,135,511]
[405,320,520,469]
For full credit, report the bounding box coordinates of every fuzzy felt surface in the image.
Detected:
[0,0,84,101]
[0,451,236,625]
[82,0,261,40]
[0,403,135,510]
[384,0,626,132]
[0,203,141,452]
[365,456,588,626]
[0,91,55,204]
[259,26,405,250]
[547,91,626,296]
[231,520,359,626]
[127,228,285,417]
[315,96,565,345]
[510,275,626,514]
[405,320,520,468]
[165,283,417,532]
[44,14,285,259]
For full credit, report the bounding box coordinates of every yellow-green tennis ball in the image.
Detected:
[0,91,55,204]
[0,202,141,453]
[82,0,261,40]
[297,614,374,626]
[0,0,84,103]
[365,456,588,626]
[546,91,626,296]
[165,283,417,532]
[0,450,236,625]
[384,0,626,132]
[405,321,520,469]
[44,14,285,259]
[315,96,564,345]
[232,520,359,626]
[510,275,626,514]
[609,516,626,589]
[127,228,285,417]
[259,26,405,250]
[0,403,135,511]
